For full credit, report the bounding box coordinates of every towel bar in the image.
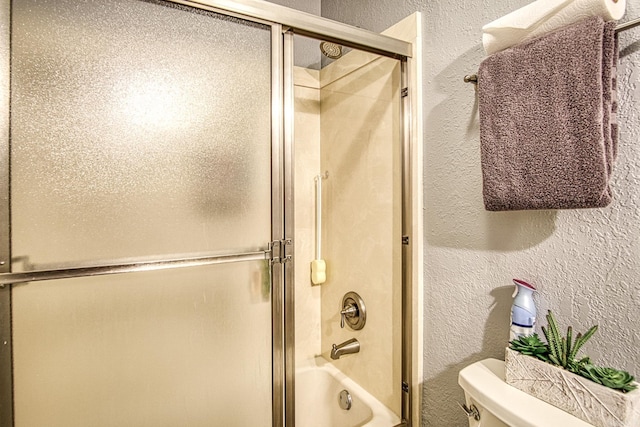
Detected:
[616,16,640,33]
[0,249,270,286]
[464,17,640,85]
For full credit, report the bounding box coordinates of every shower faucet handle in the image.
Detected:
[339,292,366,330]
[340,304,358,328]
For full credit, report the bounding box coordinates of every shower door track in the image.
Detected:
[171,0,411,58]
[0,249,270,287]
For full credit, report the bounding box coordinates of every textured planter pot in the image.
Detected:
[505,348,640,427]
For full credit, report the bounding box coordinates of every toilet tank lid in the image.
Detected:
[458,358,593,427]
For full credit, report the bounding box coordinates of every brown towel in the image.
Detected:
[478,16,618,211]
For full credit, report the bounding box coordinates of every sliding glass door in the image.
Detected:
[7,0,276,425]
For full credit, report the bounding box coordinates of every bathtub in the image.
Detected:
[295,357,401,427]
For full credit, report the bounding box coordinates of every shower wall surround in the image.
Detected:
[293,66,322,364]
[320,0,640,426]
[319,52,402,413]
[293,38,403,414]
[290,13,424,419]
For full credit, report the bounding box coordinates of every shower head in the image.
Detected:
[319,41,342,59]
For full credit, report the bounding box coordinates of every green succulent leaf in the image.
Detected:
[570,325,598,361]
[540,311,598,370]
[547,311,563,363]
[541,325,559,363]
[566,326,573,363]
[567,356,591,375]
[579,364,638,393]
[509,334,549,361]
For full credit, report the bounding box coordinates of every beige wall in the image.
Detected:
[293,67,323,363]
[320,53,402,414]
[293,46,403,413]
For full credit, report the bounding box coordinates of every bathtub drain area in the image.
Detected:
[339,390,352,410]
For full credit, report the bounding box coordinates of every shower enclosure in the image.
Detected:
[0,0,414,426]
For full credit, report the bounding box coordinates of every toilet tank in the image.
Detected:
[458,358,594,427]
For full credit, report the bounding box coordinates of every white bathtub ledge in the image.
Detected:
[295,356,400,427]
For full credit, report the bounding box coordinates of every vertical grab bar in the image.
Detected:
[311,172,328,284]
[315,173,323,260]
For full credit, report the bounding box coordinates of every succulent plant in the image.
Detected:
[566,356,592,375]
[509,334,549,361]
[579,364,638,393]
[541,310,597,370]
[511,310,638,394]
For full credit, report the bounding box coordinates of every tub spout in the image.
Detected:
[330,338,360,360]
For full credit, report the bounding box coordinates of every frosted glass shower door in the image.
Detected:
[9,0,274,426]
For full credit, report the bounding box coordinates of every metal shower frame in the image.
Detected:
[0,0,415,426]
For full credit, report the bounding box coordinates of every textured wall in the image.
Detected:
[267,0,318,13]
[321,1,640,426]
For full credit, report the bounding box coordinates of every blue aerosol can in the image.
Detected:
[510,279,537,341]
